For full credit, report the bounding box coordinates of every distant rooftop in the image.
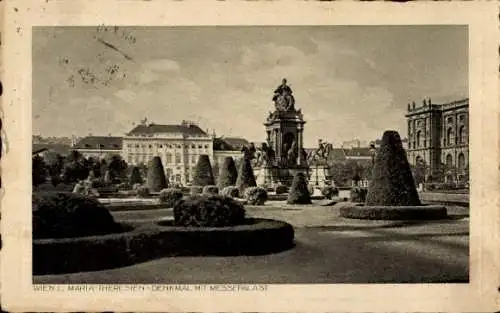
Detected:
[127,121,208,136]
[214,137,249,151]
[32,143,71,155]
[73,136,123,150]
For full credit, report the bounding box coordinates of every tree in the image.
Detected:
[287,172,312,204]
[32,155,47,187]
[107,154,128,182]
[61,151,89,183]
[192,154,215,187]
[146,156,168,192]
[129,166,143,185]
[235,156,256,194]
[365,130,421,206]
[43,151,65,178]
[217,156,238,189]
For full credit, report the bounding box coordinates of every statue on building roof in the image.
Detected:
[272,78,295,111]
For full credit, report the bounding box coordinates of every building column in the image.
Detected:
[297,127,303,165]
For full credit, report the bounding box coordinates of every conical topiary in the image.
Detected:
[129,166,143,185]
[147,156,168,192]
[235,157,257,194]
[218,156,238,189]
[192,154,215,187]
[287,172,312,204]
[365,130,421,206]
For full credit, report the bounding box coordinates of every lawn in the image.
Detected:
[33,201,469,284]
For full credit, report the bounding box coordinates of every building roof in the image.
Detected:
[223,137,250,149]
[73,136,123,150]
[32,143,71,156]
[127,123,207,136]
[213,137,249,151]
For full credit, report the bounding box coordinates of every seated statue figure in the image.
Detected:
[272,78,295,111]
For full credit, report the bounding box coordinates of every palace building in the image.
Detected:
[405,97,469,181]
[72,120,245,185]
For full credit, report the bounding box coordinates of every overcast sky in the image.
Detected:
[33,26,468,147]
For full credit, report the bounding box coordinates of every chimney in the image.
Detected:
[428,97,432,105]
[412,101,416,110]
[423,99,427,106]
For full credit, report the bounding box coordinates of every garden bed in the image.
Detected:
[339,204,448,220]
[33,218,294,275]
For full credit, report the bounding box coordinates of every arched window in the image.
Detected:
[459,126,466,144]
[446,154,453,168]
[416,131,422,148]
[446,128,453,146]
[458,153,466,171]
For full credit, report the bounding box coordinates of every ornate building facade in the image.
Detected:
[405,98,469,182]
[121,121,214,185]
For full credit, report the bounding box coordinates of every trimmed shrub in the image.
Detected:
[245,187,268,205]
[146,156,168,192]
[129,166,143,185]
[287,173,312,204]
[217,156,238,189]
[173,195,246,227]
[350,187,368,203]
[136,186,150,198]
[190,186,203,196]
[365,130,421,206]
[202,185,219,195]
[159,188,184,207]
[275,184,288,195]
[193,155,215,187]
[221,186,239,198]
[235,157,257,194]
[32,192,121,239]
[321,186,339,199]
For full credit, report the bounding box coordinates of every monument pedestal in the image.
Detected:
[308,164,330,188]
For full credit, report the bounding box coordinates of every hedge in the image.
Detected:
[193,155,215,186]
[244,187,268,205]
[221,186,239,198]
[235,157,257,195]
[158,188,184,207]
[321,186,339,199]
[365,130,421,206]
[173,195,246,227]
[146,157,168,192]
[287,173,311,204]
[218,157,238,189]
[339,204,447,220]
[33,218,295,275]
[202,185,219,196]
[32,191,122,239]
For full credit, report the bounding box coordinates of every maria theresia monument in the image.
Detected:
[248,79,330,187]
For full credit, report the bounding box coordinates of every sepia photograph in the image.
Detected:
[31,25,470,285]
[1,1,498,312]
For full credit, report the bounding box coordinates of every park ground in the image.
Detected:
[33,194,469,284]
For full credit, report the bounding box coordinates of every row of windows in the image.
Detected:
[126,143,210,149]
[408,114,467,133]
[410,126,467,149]
[127,154,214,166]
